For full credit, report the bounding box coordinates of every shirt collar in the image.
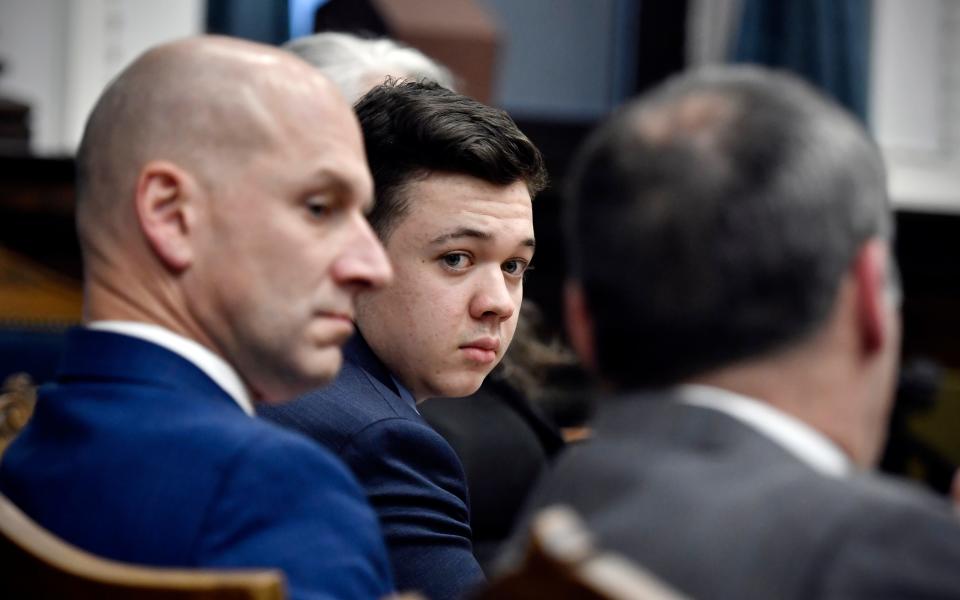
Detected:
[674,383,851,477]
[87,321,255,417]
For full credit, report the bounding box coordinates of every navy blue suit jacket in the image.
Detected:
[0,328,394,600]
[260,335,484,600]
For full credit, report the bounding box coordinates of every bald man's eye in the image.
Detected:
[305,195,332,219]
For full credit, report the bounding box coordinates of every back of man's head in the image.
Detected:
[353,80,548,241]
[566,66,892,389]
[75,36,311,277]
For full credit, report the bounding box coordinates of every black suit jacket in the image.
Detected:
[516,391,960,599]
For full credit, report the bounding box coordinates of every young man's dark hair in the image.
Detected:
[566,67,893,388]
[355,79,548,240]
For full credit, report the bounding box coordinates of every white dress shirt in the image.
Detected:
[87,320,255,416]
[675,383,851,477]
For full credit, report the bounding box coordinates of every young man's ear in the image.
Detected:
[564,280,598,372]
[135,160,199,272]
[853,239,897,354]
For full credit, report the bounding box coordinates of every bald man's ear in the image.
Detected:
[135,160,197,272]
[564,281,598,372]
[853,239,896,354]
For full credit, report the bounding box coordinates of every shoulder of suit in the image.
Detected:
[257,357,420,455]
[212,416,365,499]
[314,358,416,422]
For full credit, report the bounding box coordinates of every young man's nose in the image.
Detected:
[469,267,516,321]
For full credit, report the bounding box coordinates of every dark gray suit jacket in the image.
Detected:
[517,392,960,599]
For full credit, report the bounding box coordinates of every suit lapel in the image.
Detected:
[344,333,403,398]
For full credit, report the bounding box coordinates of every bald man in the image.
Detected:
[0,36,395,599]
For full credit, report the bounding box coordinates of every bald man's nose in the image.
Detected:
[332,214,393,290]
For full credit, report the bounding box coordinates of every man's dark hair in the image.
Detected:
[566,66,892,389]
[354,79,547,240]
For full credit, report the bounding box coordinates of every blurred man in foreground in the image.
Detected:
[0,36,395,599]
[512,66,960,598]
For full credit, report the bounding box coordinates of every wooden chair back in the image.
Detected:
[0,492,286,599]
[475,505,688,600]
[0,372,37,457]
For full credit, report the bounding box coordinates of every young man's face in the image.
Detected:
[356,172,534,401]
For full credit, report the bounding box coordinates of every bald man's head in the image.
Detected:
[75,35,345,249]
[75,35,392,401]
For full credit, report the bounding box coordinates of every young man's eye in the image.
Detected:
[503,259,530,277]
[441,253,471,270]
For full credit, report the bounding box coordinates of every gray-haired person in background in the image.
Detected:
[506,65,960,598]
[284,32,456,102]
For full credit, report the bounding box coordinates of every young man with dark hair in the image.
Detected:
[509,66,960,598]
[262,80,547,600]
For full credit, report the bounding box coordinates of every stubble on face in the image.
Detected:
[194,66,381,404]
